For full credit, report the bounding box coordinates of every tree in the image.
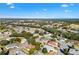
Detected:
[9,38,15,44]
[15,38,21,43]
[29,48,36,55]
[62,32,71,39]
[9,38,21,44]
[9,32,21,37]
[42,48,48,54]
[21,31,33,39]
[62,32,79,41]
[35,42,41,50]
[72,33,79,41]
[0,40,9,46]
[32,36,39,40]
[27,38,36,45]
[51,34,57,38]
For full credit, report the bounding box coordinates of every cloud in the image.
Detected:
[61,4,69,8]
[10,5,15,8]
[64,9,71,13]
[6,3,15,9]
[43,9,47,11]
[61,4,72,13]
[70,4,74,6]
[61,3,74,8]
[6,3,13,5]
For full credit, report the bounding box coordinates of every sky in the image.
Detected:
[0,3,79,18]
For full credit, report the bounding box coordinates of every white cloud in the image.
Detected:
[64,9,71,13]
[6,3,13,5]
[70,3,74,6]
[61,4,74,8]
[43,9,47,11]
[6,3,15,9]
[10,6,15,8]
[61,4,69,8]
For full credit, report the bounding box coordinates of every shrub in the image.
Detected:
[42,48,48,54]
[0,40,9,46]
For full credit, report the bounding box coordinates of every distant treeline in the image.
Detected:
[0,18,79,24]
[0,18,79,21]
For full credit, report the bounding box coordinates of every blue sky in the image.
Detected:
[0,3,79,18]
